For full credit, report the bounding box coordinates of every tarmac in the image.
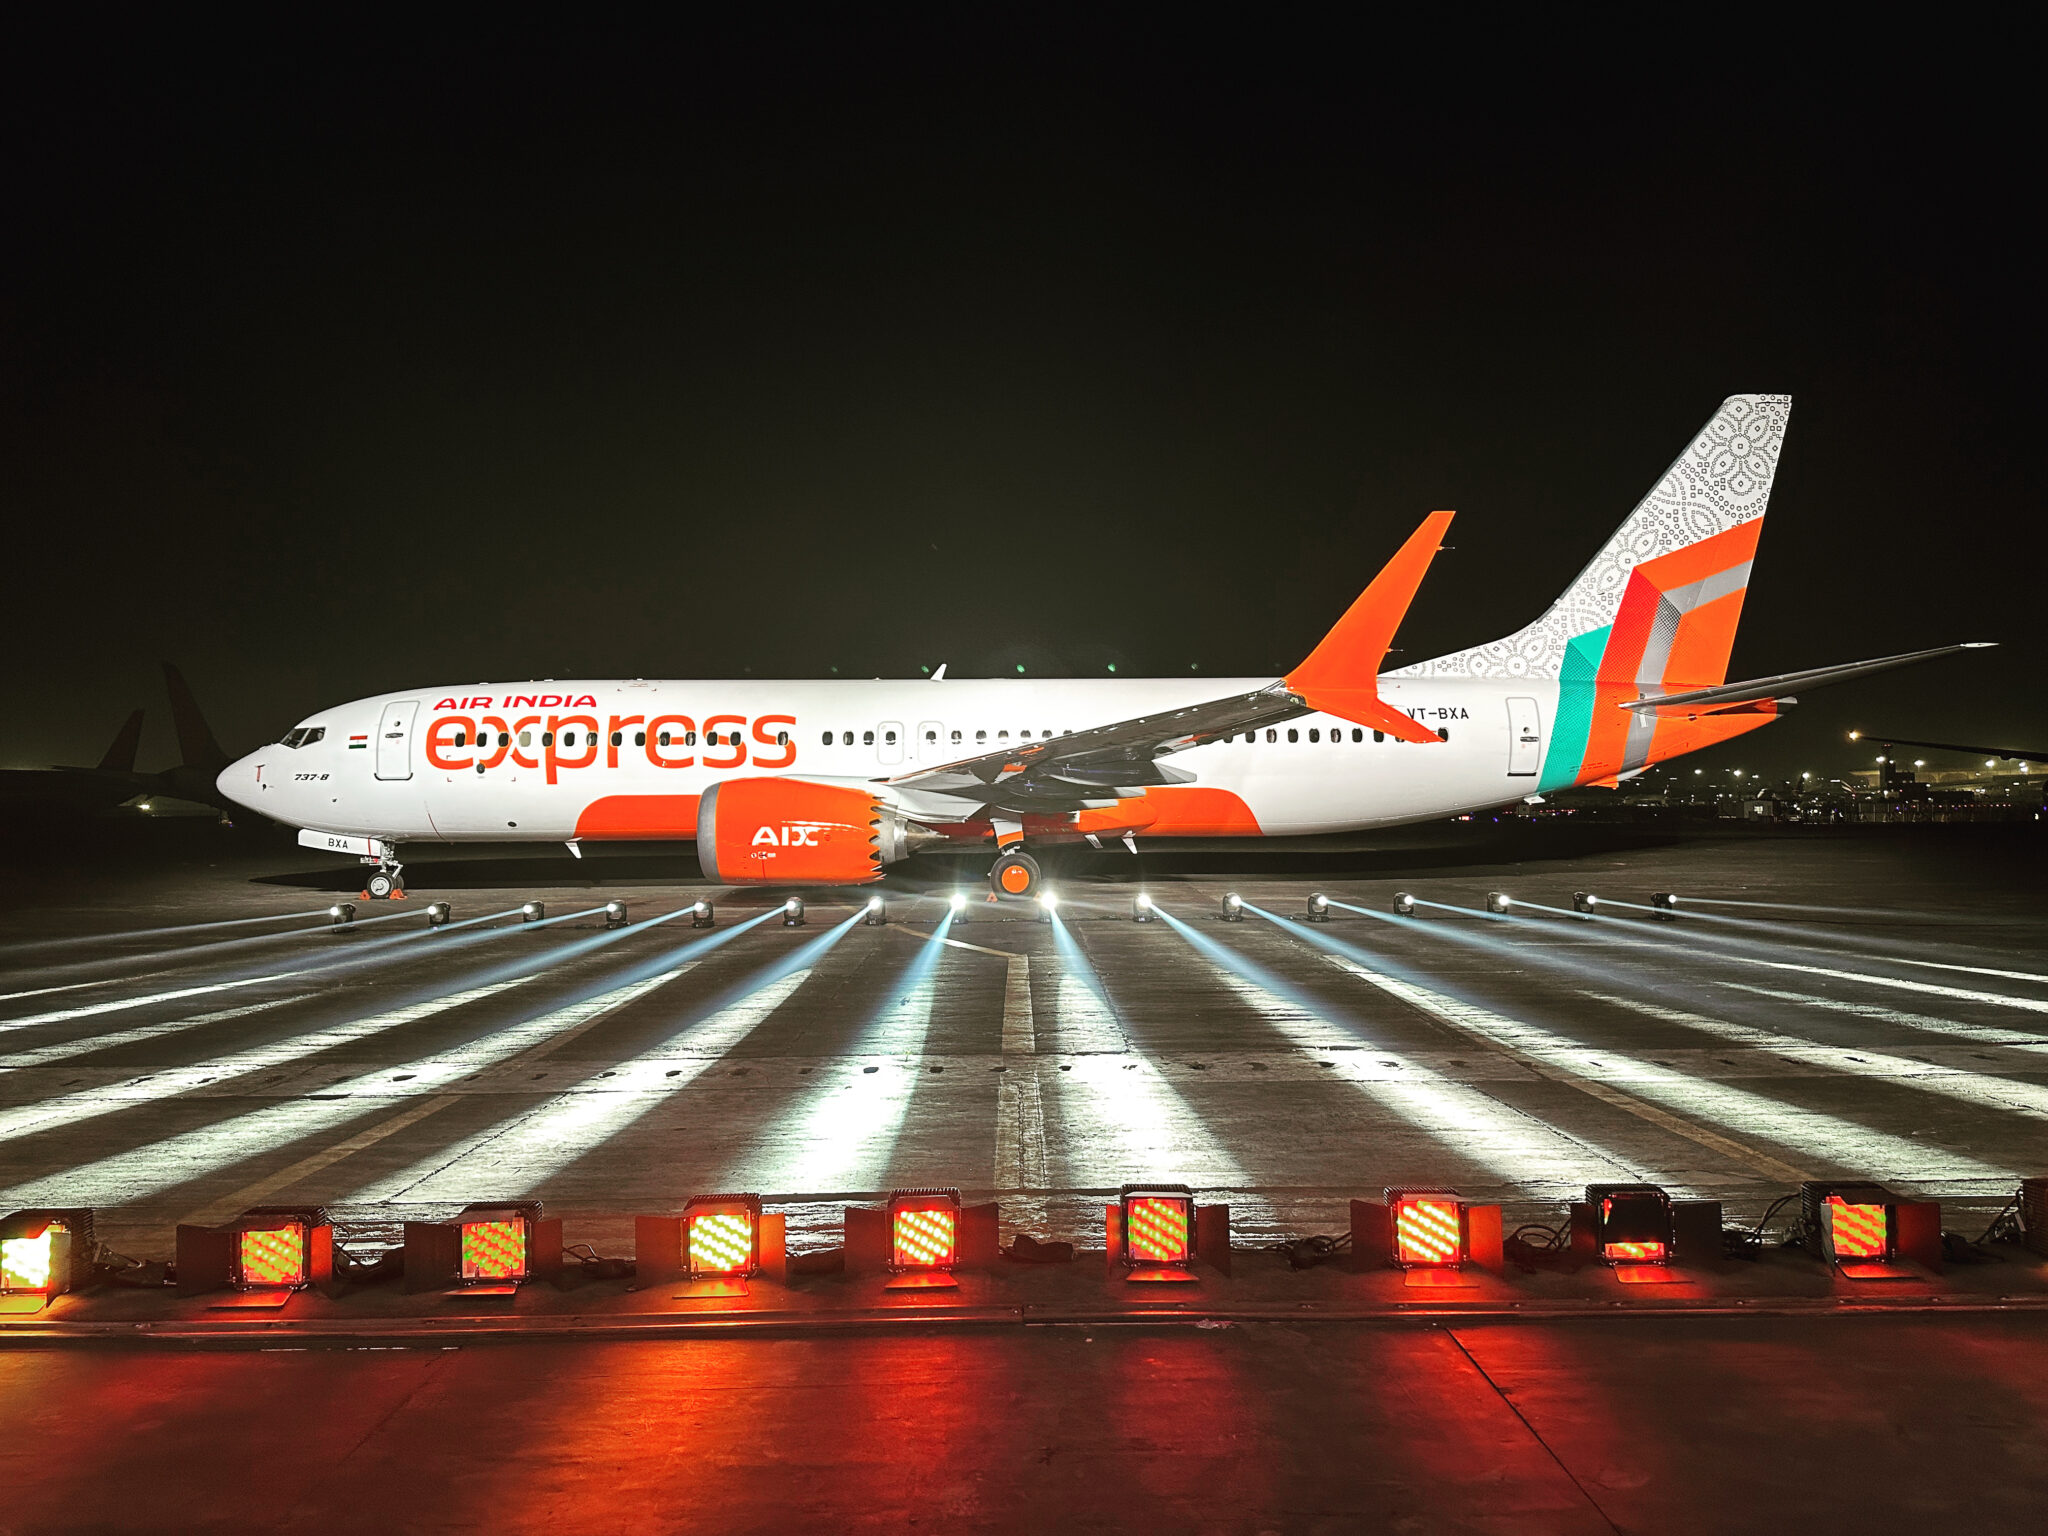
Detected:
[3,819,2047,1528]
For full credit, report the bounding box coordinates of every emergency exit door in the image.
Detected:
[1506,696,1541,777]
[375,700,420,781]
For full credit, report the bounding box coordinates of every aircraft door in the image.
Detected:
[1506,696,1541,777]
[375,699,421,781]
[877,721,905,766]
[916,719,946,760]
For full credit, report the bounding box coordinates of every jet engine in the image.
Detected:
[696,778,937,885]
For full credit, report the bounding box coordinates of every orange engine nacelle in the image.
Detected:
[697,777,920,885]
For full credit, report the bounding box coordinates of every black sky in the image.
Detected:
[5,19,2040,780]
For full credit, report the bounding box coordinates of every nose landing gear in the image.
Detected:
[362,849,407,900]
[989,849,1041,901]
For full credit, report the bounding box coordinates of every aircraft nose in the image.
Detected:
[215,752,265,813]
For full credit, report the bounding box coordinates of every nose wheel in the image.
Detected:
[362,852,407,901]
[989,850,1041,901]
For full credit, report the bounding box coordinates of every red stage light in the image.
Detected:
[237,1222,310,1288]
[1823,1195,1889,1262]
[888,1190,960,1273]
[1587,1184,1674,1268]
[2,1209,92,1310]
[685,1194,762,1281]
[1386,1189,1465,1267]
[1119,1185,1194,1273]
[456,1204,536,1284]
[1602,1240,1666,1262]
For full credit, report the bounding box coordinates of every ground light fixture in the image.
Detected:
[1221,892,1244,922]
[426,901,453,928]
[683,1193,762,1297]
[1384,1188,1470,1270]
[1116,1184,1195,1281]
[1485,891,1513,914]
[691,900,715,929]
[604,900,629,930]
[1038,890,1058,921]
[328,902,356,929]
[0,1208,94,1314]
[885,1188,962,1290]
[1572,891,1599,914]
[1305,892,1330,922]
[177,1206,335,1305]
[457,1203,541,1290]
[949,891,968,914]
[1800,1181,1902,1273]
[863,895,887,926]
[1586,1184,1673,1273]
[1392,891,1416,916]
[521,901,545,924]
[1132,892,1156,923]
[1650,891,1680,921]
[781,896,805,927]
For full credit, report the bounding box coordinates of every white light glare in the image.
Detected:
[949,892,968,913]
[1136,893,1154,909]
[1039,891,1059,912]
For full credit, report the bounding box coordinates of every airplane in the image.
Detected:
[0,709,151,818]
[217,394,1993,901]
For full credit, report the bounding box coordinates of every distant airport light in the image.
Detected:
[781,897,806,928]
[864,895,888,926]
[1221,892,1244,922]
[1392,891,1416,916]
[1386,1188,1467,1268]
[887,1189,962,1285]
[1485,891,1512,914]
[138,801,153,812]
[1650,891,1680,922]
[1572,891,1599,914]
[0,1208,93,1310]
[328,902,356,930]
[521,901,545,924]
[691,900,716,929]
[1588,1184,1673,1268]
[1119,1185,1194,1272]
[426,901,453,928]
[1306,892,1331,922]
[1133,893,1156,923]
[685,1194,762,1285]
[604,900,629,930]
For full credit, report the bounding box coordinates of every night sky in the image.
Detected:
[6,21,2040,781]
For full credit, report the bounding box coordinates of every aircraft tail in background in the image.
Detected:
[163,663,228,771]
[94,709,145,774]
[1391,393,1791,689]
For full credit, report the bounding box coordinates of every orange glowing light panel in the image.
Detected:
[689,1211,755,1276]
[460,1218,529,1281]
[1825,1196,1889,1261]
[1392,1196,1463,1267]
[1602,1240,1666,1263]
[1,1231,53,1292]
[891,1207,957,1271]
[1125,1196,1191,1265]
[237,1225,308,1288]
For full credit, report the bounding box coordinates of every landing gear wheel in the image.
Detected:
[364,870,406,901]
[989,850,1041,901]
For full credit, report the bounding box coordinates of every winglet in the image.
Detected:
[96,708,145,773]
[1284,511,1453,745]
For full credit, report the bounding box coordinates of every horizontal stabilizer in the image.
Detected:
[1619,643,1994,714]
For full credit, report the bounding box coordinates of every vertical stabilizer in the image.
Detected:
[96,709,145,773]
[162,663,228,770]
[1391,394,1791,684]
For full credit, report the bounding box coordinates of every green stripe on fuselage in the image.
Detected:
[1537,627,1609,792]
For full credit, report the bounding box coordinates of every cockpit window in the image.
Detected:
[279,727,325,748]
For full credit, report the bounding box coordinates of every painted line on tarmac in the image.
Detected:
[0,973,310,1032]
[0,997,302,1069]
[1723,957,2048,1014]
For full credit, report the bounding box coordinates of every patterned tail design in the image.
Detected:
[1391,394,1793,790]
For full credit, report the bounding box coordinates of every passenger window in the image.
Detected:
[842,731,853,746]
[1020,730,1032,739]
[1287,728,1298,743]
[1438,728,1450,742]
[498,732,510,747]
[1308,728,1320,743]
[658,731,671,747]
[635,731,646,746]
[864,730,875,746]
[777,731,789,746]
[885,730,897,744]
[685,731,697,746]
[1373,730,1385,743]
[951,730,962,744]
[1265,729,1276,743]
[821,732,833,747]
[925,730,936,743]
[998,730,1009,741]
[519,731,532,747]
[609,732,621,748]
[1352,728,1363,743]
[976,730,987,744]
[454,729,467,748]
[542,732,555,746]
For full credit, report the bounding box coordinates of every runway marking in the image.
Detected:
[332,963,822,1206]
[1586,990,2048,1124]
[1714,982,2048,1048]
[1320,954,2015,1185]
[0,997,301,1069]
[1896,958,2048,985]
[1714,957,2048,1015]
[2,967,699,1218]
[0,973,310,1033]
[0,978,537,1147]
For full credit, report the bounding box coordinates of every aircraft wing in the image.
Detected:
[882,512,1454,817]
[1845,731,2048,765]
[1618,643,1995,715]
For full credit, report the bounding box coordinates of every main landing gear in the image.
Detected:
[362,848,407,901]
[989,849,1041,900]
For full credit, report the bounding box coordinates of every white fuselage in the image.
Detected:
[218,675,1556,848]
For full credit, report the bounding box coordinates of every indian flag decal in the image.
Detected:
[348,734,368,750]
